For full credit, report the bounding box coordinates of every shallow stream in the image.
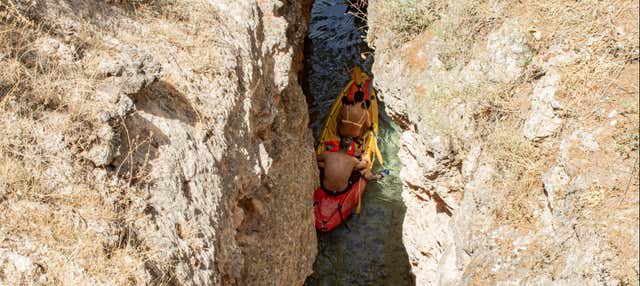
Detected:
[302,1,412,285]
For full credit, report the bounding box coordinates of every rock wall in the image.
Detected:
[0,0,315,285]
[368,1,639,285]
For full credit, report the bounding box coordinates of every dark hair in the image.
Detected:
[339,137,352,151]
[342,96,354,105]
[354,91,365,102]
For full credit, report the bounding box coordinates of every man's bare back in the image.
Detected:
[317,151,368,192]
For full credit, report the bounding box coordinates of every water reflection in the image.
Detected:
[302,1,413,285]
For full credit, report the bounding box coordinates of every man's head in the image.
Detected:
[354,90,365,102]
[339,137,352,152]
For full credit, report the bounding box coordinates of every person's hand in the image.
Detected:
[361,157,370,164]
[355,157,369,169]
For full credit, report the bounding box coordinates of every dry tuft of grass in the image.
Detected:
[373,0,639,253]
[0,0,232,282]
[431,1,505,69]
[0,1,170,283]
[370,0,639,282]
[531,0,640,121]
[369,0,446,47]
[487,123,554,227]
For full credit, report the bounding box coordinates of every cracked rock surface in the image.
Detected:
[368,1,639,285]
[0,0,316,285]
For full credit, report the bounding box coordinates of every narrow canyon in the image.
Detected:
[1,0,638,285]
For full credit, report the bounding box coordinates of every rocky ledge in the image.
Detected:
[368,0,639,284]
[0,0,316,285]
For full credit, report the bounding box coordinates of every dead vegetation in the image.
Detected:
[368,0,445,47]
[371,0,639,203]
[0,0,211,284]
[1,0,235,282]
[370,0,639,281]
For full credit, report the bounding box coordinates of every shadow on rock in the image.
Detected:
[131,81,199,126]
[111,111,170,182]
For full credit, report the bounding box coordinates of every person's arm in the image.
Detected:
[354,157,369,170]
[317,152,326,168]
[365,110,372,130]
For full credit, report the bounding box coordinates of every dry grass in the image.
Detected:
[1,0,230,282]
[370,0,514,67]
[0,126,151,284]
[369,0,446,47]
[431,0,510,70]
[487,123,554,228]
[369,0,639,282]
[0,1,171,284]
[373,0,639,239]
[529,0,640,120]
[374,0,638,165]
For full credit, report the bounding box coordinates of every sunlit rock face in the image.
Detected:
[0,0,316,285]
[368,0,639,285]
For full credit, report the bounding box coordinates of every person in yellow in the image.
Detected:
[338,90,371,141]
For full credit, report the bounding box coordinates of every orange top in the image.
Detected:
[345,79,370,102]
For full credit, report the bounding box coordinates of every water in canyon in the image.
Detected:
[302,1,413,285]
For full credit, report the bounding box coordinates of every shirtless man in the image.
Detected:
[338,91,371,140]
[317,137,382,194]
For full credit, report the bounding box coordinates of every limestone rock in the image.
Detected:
[523,71,564,140]
[97,46,161,92]
[0,249,51,284]
[37,37,75,63]
[98,46,161,99]
[0,1,316,285]
[541,165,569,210]
[486,21,532,82]
[368,1,638,284]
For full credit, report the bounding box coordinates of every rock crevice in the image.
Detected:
[0,1,316,285]
[368,1,639,284]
